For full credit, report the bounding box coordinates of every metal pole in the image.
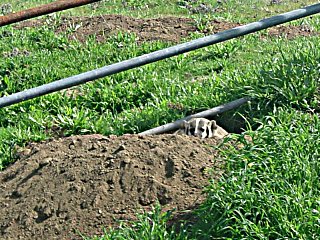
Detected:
[0,0,100,27]
[0,3,319,108]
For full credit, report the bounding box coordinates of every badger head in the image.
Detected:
[182,118,215,139]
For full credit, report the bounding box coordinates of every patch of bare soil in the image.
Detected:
[17,15,197,43]
[266,24,316,39]
[0,134,223,240]
[15,14,317,43]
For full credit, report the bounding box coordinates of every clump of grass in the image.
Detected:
[251,39,320,111]
[193,108,320,238]
[82,204,189,240]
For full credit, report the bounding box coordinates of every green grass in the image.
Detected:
[1,0,320,239]
[194,108,320,238]
[81,204,189,240]
[1,0,319,21]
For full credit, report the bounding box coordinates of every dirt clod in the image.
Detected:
[0,134,223,240]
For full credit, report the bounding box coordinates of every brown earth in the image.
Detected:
[15,14,317,43]
[0,134,224,240]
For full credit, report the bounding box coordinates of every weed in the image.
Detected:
[82,204,189,240]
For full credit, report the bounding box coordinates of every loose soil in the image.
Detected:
[15,14,317,43]
[0,134,224,240]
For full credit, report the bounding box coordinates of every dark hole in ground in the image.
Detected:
[212,112,247,134]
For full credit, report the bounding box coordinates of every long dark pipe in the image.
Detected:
[0,0,100,27]
[0,3,320,108]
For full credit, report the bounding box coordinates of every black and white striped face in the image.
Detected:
[183,118,216,139]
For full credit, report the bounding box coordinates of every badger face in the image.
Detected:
[178,118,228,139]
[183,118,215,139]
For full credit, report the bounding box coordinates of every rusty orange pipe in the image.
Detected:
[0,0,100,27]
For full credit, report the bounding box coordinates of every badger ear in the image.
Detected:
[181,120,189,128]
[211,120,217,129]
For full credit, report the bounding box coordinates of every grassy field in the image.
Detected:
[1,0,320,239]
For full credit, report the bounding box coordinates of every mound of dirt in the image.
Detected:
[15,14,317,43]
[0,134,223,240]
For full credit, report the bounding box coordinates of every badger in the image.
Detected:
[175,117,228,139]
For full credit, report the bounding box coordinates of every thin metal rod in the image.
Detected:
[138,97,250,136]
[0,3,320,108]
[0,0,100,27]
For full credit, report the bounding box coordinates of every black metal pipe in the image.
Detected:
[0,3,320,108]
[0,0,100,27]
